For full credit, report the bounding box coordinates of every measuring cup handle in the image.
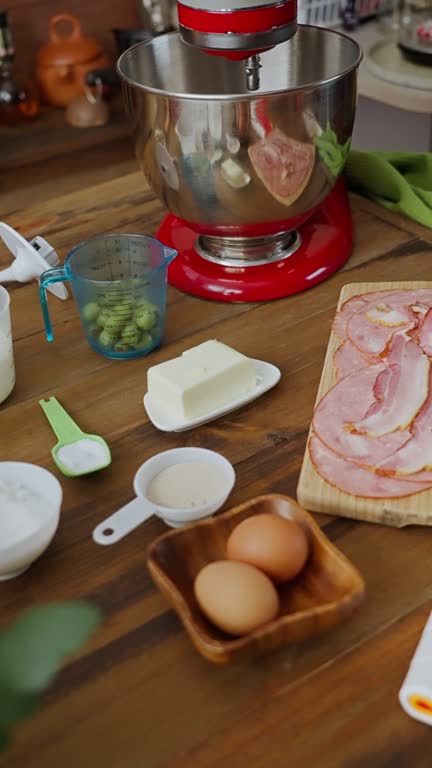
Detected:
[39,396,84,444]
[92,497,156,546]
[39,266,69,342]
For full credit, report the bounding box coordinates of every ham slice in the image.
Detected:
[351,334,430,437]
[333,295,370,341]
[334,340,379,380]
[331,291,401,340]
[313,363,411,464]
[309,436,427,498]
[379,368,432,477]
[347,305,414,355]
[419,307,432,357]
[365,305,415,327]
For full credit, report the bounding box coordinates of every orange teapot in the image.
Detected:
[35,14,110,108]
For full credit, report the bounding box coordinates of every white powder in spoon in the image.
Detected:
[57,438,109,474]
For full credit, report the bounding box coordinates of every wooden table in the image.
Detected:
[2,173,432,768]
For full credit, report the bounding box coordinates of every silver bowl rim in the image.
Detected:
[117,25,363,101]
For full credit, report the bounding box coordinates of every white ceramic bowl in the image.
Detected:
[0,462,62,580]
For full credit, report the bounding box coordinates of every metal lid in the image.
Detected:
[117,26,363,100]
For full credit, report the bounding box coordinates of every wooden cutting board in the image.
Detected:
[297,281,432,528]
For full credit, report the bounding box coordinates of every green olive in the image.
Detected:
[103,288,125,307]
[99,329,117,347]
[121,322,140,345]
[97,308,112,329]
[134,306,157,331]
[113,299,134,322]
[82,302,100,323]
[87,322,100,338]
[134,331,153,350]
[103,313,124,335]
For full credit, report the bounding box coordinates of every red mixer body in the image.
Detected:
[178,0,297,58]
[160,178,353,303]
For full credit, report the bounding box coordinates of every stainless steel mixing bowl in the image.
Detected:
[118,27,362,236]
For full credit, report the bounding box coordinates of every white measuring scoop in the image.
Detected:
[93,447,235,545]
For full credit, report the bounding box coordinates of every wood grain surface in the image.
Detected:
[297,281,432,526]
[1,171,432,768]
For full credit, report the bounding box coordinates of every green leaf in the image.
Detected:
[0,601,102,693]
[0,685,38,725]
[0,726,10,751]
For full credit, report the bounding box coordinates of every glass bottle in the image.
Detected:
[0,9,39,125]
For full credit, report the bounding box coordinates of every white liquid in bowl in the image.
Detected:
[147,462,228,509]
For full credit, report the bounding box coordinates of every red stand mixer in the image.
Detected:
[118,2,362,301]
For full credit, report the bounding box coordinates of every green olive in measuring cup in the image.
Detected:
[97,308,113,329]
[135,306,158,331]
[82,302,100,323]
[103,312,124,335]
[39,234,177,361]
[121,323,140,345]
[99,329,118,347]
[135,331,153,349]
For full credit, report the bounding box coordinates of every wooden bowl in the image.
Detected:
[146,494,365,663]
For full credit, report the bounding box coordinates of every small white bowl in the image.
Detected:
[0,462,62,580]
[93,447,236,545]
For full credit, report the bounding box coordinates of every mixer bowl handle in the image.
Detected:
[39,266,69,342]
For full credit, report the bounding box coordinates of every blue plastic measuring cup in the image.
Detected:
[39,234,177,360]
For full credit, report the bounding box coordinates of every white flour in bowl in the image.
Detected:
[0,480,53,548]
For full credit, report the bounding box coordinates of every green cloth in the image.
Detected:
[344,150,432,229]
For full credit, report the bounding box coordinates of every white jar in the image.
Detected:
[0,285,15,404]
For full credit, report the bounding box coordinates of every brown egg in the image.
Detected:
[194,560,279,636]
[226,513,309,583]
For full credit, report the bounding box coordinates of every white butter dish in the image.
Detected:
[143,358,281,432]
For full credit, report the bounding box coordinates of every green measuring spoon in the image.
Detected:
[39,396,111,478]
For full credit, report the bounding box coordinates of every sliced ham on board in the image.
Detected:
[309,288,432,500]
[418,307,432,358]
[346,304,414,355]
[331,290,413,342]
[334,340,379,381]
[309,436,428,499]
[313,363,411,465]
[378,368,432,479]
[350,334,430,437]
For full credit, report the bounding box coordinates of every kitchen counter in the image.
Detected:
[350,19,432,115]
[1,173,432,768]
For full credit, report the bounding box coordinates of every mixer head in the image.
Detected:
[177,0,297,60]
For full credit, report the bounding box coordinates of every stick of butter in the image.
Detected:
[147,340,256,421]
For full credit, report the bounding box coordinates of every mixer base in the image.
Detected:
[160,178,353,302]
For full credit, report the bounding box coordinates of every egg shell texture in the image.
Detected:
[226,513,309,584]
[194,560,280,636]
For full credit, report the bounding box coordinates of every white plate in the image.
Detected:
[143,358,281,433]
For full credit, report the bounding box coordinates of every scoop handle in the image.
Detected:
[92,497,156,545]
[39,397,84,445]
